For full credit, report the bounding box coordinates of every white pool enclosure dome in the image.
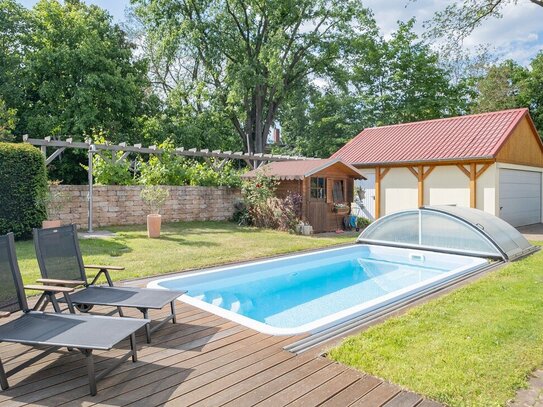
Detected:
[357,206,538,261]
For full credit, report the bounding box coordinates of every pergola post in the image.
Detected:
[87,145,95,233]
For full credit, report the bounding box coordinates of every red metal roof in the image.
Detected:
[332,108,539,166]
[242,158,364,180]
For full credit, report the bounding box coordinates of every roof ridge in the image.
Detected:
[360,108,529,132]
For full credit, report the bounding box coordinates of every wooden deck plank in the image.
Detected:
[255,362,346,406]
[319,375,382,406]
[104,336,294,407]
[350,382,401,407]
[193,353,316,407]
[63,330,268,406]
[172,350,294,406]
[286,366,362,407]
[20,326,257,407]
[383,390,423,407]
[221,358,332,407]
[0,318,237,402]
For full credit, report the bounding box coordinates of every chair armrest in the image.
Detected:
[84,265,125,271]
[24,285,75,293]
[0,311,10,318]
[36,278,85,287]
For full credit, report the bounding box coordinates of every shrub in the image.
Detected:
[240,174,302,232]
[356,216,372,229]
[0,143,48,238]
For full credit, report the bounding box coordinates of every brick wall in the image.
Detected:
[50,185,241,228]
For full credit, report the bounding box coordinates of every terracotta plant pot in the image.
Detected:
[42,220,61,229]
[147,214,162,238]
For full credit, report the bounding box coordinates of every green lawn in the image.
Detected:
[328,243,543,407]
[15,221,354,285]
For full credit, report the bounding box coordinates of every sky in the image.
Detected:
[18,0,543,66]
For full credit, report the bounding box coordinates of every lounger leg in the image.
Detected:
[142,309,151,344]
[116,306,125,317]
[129,333,137,363]
[83,350,97,396]
[49,294,61,313]
[170,300,176,324]
[62,292,76,314]
[0,357,9,390]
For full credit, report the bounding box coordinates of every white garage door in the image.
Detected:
[499,169,541,227]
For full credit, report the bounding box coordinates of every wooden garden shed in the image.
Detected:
[332,108,543,227]
[242,158,365,232]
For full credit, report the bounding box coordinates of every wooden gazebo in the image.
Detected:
[243,158,365,232]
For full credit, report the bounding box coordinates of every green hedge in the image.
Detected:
[0,143,48,239]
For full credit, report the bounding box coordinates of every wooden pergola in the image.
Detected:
[24,135,310,232]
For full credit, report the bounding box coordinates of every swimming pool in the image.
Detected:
[149,244,488,335]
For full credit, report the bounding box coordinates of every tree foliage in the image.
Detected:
[132,0,377,154]
[425,0,543,49]
[0,98,17,142]
[17,0,151,143]
[279,20,469,157]
[471,53,543,135]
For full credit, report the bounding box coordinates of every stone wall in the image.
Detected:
[50,185,241,228]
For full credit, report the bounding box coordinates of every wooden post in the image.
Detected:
[418,165,424,207]
[375,166,381,219]
[470,163,476,208]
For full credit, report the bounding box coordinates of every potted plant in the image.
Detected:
[38,181,70,229]
[140,185,170,238]
[333,203,350,214]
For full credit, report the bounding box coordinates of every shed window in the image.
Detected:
[332,180,345,202]
[310,177,326,200]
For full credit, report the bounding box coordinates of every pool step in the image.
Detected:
[200,291,254,313]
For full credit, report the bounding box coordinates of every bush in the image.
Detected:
[240,174,302,232]
[0,143,48,238]
[356,216,372,229]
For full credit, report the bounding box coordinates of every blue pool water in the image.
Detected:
[150,244,487,335]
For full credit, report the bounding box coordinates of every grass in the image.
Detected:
[15,220,354,286]
[328,242,543,407]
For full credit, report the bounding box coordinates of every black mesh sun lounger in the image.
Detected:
[0,233,148,396]
[33,225,186,343]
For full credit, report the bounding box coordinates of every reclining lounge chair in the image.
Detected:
[33,225,185,343]
[0,232,148,395]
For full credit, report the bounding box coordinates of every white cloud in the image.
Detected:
[363,0,543,64]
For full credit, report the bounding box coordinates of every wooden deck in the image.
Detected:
[0,294,441,406]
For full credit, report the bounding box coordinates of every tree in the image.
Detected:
[426,0,543,45]
[279,20,470,157]
[351,20,469,126]
[0,98,17,142]
[132,0,377,154]
[16,0,151,143]
[519,52,543,135]
[471,60,527,114]
[0,0,30,117]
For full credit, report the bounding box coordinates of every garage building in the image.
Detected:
[332,108,543,227]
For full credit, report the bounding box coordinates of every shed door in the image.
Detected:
[499,169,541,227]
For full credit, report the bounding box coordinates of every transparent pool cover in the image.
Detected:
[358,206,538,261]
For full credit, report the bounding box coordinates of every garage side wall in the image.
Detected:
[369,164,497,217]
[424,165,470,208]
[381,167,418,215]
